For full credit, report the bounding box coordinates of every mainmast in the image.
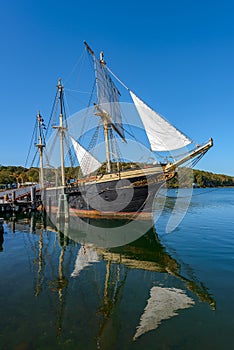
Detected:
[52,79,67,187]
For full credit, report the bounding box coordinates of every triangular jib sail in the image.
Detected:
[130,91,192,152]
[70,136,102,176]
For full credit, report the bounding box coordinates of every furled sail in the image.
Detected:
[94,56,125,140]
[130,91,192,151]
[70,136,102,176]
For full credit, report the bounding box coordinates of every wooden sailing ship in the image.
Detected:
[36,42,213,220]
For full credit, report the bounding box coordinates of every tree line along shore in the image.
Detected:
[0,165,234,189]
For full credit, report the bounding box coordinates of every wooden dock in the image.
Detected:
[0,185,41,214]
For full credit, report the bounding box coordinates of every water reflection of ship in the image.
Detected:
[32,215,70,337]
[41,215,216,341]
[5,213,216,343]
[4,213,70,337]
[0,218,4,251]
[65,220,215,304]
[67,224,216,346]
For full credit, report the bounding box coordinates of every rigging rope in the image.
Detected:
[64,134,75,168]
[78,79,96,146]
[109,127,122,170]
[78,122,101,178]
[25,121,37,168]
[156,148,210,199]
[157,187,219,199]
[64,48,86,86]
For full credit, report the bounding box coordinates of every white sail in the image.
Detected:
[130,91,192,151]
[133,287,194,340]
[70,136,102,176]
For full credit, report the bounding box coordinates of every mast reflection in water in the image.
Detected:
[0,212,215,350]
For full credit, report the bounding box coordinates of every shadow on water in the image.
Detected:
[0,220,4,251]
[0,211,216,349]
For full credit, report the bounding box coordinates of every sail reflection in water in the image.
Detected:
[71,244,100,277]
[133,286,195,340]
[0,213,215,349]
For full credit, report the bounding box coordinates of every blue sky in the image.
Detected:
[0,0,233,175]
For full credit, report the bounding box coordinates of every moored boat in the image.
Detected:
[33,42,213,221]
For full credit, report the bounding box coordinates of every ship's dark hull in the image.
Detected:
[45,170,167,220]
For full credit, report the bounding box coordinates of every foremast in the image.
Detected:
[83,41,213,180]
[84,41,125,174]
[98,51,112,173]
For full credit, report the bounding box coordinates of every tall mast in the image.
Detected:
[93,103,112,173]
[53,79,67,187]
[100,52,111,173]
[84,42,112,173]
[104,123,111,173]
[36,111,45,188]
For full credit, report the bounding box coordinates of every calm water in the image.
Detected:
[0,188,234,350]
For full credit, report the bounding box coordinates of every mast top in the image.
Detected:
[100,51,106,65]
[57,78,63,91]
[84,41,94,56]
[84,41,106,65]
[35,111,45,147]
